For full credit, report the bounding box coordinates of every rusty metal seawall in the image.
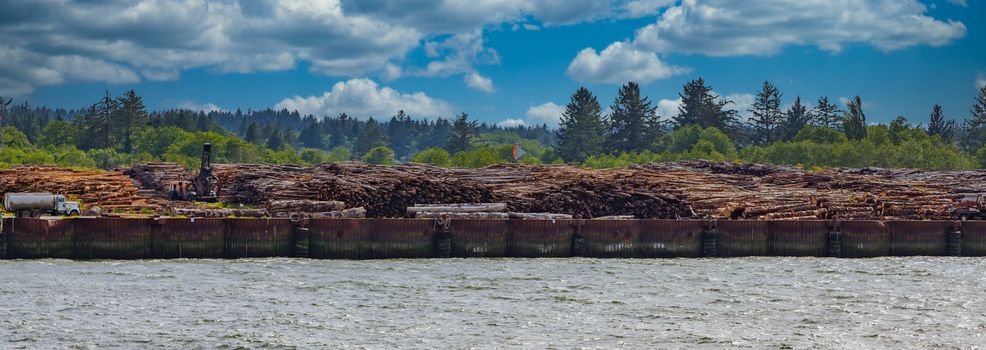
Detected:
[0,218,982,259]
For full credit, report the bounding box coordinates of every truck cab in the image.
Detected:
[953,194,986,220]
[55,195,81,216]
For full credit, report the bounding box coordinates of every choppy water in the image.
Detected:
[1,258,985,349]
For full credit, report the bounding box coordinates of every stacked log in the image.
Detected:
[119,159,986,220]
[124,162,190,193]
[0,166,153,211]
[172,208,268,218]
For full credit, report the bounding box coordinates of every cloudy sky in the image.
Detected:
[2,0,983,126]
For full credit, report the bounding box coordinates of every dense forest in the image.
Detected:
[2,78,986,171]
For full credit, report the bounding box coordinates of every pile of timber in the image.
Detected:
[125,160,986,220]
[407,203,573,220]
[172,208,268,218]
[0,166,154,211]
[124,162,190,193]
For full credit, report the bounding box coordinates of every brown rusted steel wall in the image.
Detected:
[449,220,509,257]
[840,221,890,258]
[225,219,293,258]
[959,221,986,256]
[308,219,371,259]
[4,218,74,259]
[887,221,948,256]
[73,218,152,259]
[370,219,434,259]
[767,220,829,256]
[638,220,703,258]
[152,218,226,258]
[511,220,574,257]
[716,221,768,257]
[581,220,639,258]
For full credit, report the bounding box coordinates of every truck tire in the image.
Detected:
[68,210,80,216]
[31,210,42,219]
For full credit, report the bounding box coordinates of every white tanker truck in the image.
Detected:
[2,193,81,218]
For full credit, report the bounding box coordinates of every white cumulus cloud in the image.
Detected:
[633,0,967,56]
[274,78,452,119]
[464,72,495,93]
[567,41,690,84]
[497,118,527,128]
[977,72,986,90]
[656,97,683,119]
[525,102,566,126]
[179,101,226,113]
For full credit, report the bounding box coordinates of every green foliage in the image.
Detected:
[451,147,507,168]
[361,146,397,165]
[793,126,847,143]
[557,87,605,163]
[411,147,451,166]
[605,81,661,153]
[447,112,477,154]
[843,96,867,140]
[300,146,349,165]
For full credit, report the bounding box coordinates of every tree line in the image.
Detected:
[2,79,986,170]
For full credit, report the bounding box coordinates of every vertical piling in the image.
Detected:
[0,218,7,259]
[701,220,718,257]
[292,219,310,258]
[571,219,585,257]
[433,217,451,258]
[827,221,842,258]
[947,221,962,256]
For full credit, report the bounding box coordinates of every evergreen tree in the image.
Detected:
[749,81,784,145]
[888,116,909,144]
[447,112,477,154]
[811,96,842,130]
[266,128,287,151]
[673,78,739,135]
[387,110,416,159]
[557,87,605,163]
[244,122,262,144]
[79,90,118,150]
[843,96,867,140]
[781,96,811,141]
[0,96,11,151]
[354,117,388,158]
[960,85,986,151]
[298,120,325,149]
[927,104,954,142]
[115,89,148,153]
[605,82,660,153]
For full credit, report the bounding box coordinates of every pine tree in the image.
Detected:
[266,128,287,151]
[673,77,739,135]
[605,82,660,153]
[298,120,325,149]
[781,96,811,141]
[557,87,605,163]
[749,81,783,145]
[354,117,388,158]
[447,112,477,154]
[244,122,261,144]
[388,110,416,159]
[115,89,147,153]
[927,104,954,142]
[0,96,11,151]
[843,96,867,140]
[811,96,842,130]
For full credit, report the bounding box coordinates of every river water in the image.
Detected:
[1,257,984,349]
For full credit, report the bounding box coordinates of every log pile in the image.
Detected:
[119,160,986,220]
[124,162,190,194]
[406,203,573,220]
[172,208,268,218]
[0,166,154,211]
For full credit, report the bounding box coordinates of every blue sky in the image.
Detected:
[3,0,984,126]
